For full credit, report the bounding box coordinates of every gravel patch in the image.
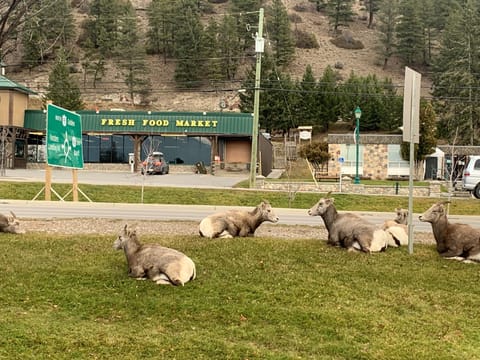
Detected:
[20,218,436,244]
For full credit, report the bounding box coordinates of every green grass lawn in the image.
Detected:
[0,181,479,215]
[1,232,480,359]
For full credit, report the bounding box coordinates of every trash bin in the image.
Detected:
[195,161,207,174]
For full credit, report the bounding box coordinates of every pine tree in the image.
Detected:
[81,0,124,58]
[117,1,151,105]
[401,101,437,179]
[395,0,423,65]
[229,0,264,51]
[297,65,319,127]
[174,6,205,88]
[326,0,355,33]
[376,0,399,69]
[45,48,84,110]
[317,65,341,131]
[22,0,75,68]
[364,0,382,29]
[268,0,295,67]
[217,15,242,80]
[432,0,480,145]
[146,0,177,63]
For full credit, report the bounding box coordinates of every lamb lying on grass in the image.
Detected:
[199,200,279,238]
[419,202,480,263]
[308,194,407,252]
[382,208,408,247]
[113,225,196,285]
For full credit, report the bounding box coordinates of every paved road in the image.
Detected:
[1,168,480,232]
[0,168,248,188]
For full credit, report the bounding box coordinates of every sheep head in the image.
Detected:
[1,211,25,234]
[259,200,279,223]
[308,195,334,217]
[394,208,409,224]
[113,224,137,250]
[419,202,450,223]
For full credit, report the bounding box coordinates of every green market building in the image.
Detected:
[0,76,273,175]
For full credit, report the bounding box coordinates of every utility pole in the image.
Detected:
[249,8,264,189]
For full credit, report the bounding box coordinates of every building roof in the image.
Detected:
[0,75,37,95]
[23,110,253,136]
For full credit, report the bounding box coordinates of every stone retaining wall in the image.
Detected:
[257,178,443,197]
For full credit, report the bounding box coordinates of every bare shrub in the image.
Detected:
[330,31,364,50]
[293,4,308,12]
[295,30,319,49]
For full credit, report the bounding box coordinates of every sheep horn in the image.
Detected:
[9,211,16,219]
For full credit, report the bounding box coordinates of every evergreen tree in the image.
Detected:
[22,0,75,68]
[229,0,264,51]
[202,19,223,85]
[326,0,355,33]
[364,0,382,29]
[260,71,297,133]
[217,15,242,80]
[317,65,341,131]
[268,0,295,67]
[117,1,151,105]
[174,6,205,88]
[376,0,398,69]
[395,0,423,65]
[81,0,124,58]
[401,101,437,179]
[296,65,319,127]
[45,48,84,110]
[146,0,177,63]
[432,0,480,145]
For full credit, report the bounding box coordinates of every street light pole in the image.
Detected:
[354,106,362,184]
[249,8,264,189]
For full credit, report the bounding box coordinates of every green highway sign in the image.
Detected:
[46,104,84,169]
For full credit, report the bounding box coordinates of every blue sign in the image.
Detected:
[338,157,345,164]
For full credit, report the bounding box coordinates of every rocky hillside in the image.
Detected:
[7,0,421,112]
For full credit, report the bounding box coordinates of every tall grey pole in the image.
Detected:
[249,8,264,189]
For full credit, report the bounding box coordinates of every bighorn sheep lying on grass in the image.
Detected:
[382,208,409,246]
[113,225,196,285]
[419,202,480,263]
[199,200,279,238]
[0,211,25,234]
[307,195,407,252]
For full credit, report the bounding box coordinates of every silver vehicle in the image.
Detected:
[462,155,480,198]
[141,152,170,175]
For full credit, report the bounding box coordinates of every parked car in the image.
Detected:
[462,155,480,198]
[141,152,169,175]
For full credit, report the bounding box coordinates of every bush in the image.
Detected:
[330,31,364,50]
[298,141,330,163]
[295,30,319,49]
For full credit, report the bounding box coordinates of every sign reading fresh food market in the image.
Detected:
[25,110,253,135]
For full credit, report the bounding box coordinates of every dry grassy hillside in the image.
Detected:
[8,0,423,112]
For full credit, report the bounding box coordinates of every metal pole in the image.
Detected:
[354,114,360,184]
[407,77,418,254]
[249,8,264,189]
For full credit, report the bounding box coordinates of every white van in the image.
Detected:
[462,155,480,198]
